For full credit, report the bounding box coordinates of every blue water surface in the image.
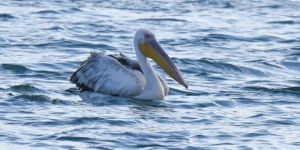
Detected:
[0,0,300,149]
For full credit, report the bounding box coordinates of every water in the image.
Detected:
[0,0,300,149]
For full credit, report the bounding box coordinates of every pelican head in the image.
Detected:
[134,29,188,89]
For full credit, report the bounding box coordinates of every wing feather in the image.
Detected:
[70,53,146,96]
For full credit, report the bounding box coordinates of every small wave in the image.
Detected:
[251,35,282,42]
[196,102,217,108]
[214,100,235,107]
[1,63,68,79]
[33,10,60,14]
[136,18,187,22]
[0,13,15,20]
[33,39,116,50]
[283,87,300,93]
[184,0,234,8]
[200,59,266,76]
[243,86,300,96]
[250,114,264,118]
[61,7,83,13]
[204,34,246,42]
[45,116,138,126]
[234,98,262,105]
[134,18,187,26]
[46,26,64,31]
[1,64,30,74]
[291,46,300,51]
[67,117,102,125]
[281,60,300,72]
[215,133,235,139]
[265,120,297,126]
[34,70,65,77]
[292,142,300,147]
[169,87,209,96]
[244,132,269,137]
[30,62,75,74]
[171,100,217,109]
[246,59,282,69]
[10,94,50,102]
[278,39,300,44]
[7,84,45,94]
[259,4,282,9]
[55,136,94,142]
[69,7,82,12]
[134,143,167,149]
[176,58,267,77]
[9,94,66,104]
[194,134,208,139]
[204,34,281,42]
[268,20,296,25]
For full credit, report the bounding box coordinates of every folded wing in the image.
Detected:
[70,53,146,97]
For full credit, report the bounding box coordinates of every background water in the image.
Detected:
[0,0,300,149]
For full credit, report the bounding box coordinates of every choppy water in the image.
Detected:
[1,0,300,149]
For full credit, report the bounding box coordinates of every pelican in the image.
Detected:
[70,29,188,100]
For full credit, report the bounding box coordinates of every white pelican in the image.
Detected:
[70,29,188,100]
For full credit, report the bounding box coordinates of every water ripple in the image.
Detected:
[0,13,15,20]
[268,20,296,25]
[204,34,282,42]
[7,94,68,105]
[1,64,30,74]
[176,58,268,77]
[243,86,300,96]
[7,84,45,94]
[33,10,60,15]
[0,0,300,149]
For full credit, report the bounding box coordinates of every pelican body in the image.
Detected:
[70,29,187,100]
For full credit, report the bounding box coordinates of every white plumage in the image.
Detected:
[70,29,187,100]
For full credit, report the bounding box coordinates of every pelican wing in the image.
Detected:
[70,53,146,96]
[108,53,143,73]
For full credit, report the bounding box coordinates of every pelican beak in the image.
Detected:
[139,38,188,89]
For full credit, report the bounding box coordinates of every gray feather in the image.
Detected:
[70,52,146,96]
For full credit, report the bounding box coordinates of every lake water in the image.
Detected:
[0,0,300,149]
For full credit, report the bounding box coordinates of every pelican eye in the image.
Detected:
[145,33,152,40]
